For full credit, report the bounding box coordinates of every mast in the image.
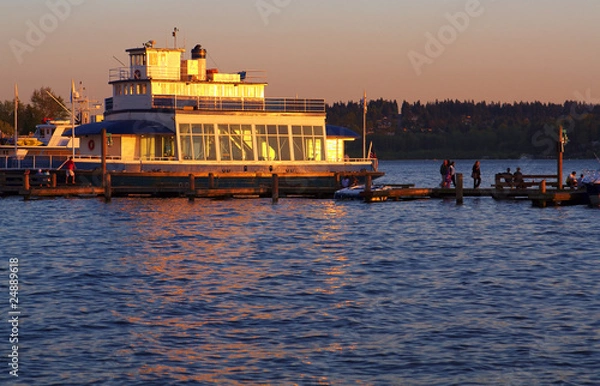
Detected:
[362,90,367,159]
[70,80,77,157]
[13,84,18,164]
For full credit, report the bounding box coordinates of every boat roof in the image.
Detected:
[64,120,174,136]
[326,125,360,139]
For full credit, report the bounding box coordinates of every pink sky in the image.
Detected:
[2,0,600,106]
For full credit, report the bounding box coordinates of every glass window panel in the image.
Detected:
[293,137,304,161]
[278,125,288,135]
[268,137,279,160]
[192,124,203,134]
[181,136,192,159]
[267,125,277,135]
[203,124,214,135]
[314,139,323,161]
[313,126,324,136]
[180,124,191,135]
[206,136,217,160]
[303,126,313,135]
[193,136,204,160]
[242,125,254,161]
[292,125,302,135]
[230,125,243,160]
[279,136,290,160]
[219,124,231,160]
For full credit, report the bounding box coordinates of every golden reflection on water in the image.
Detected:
[107,198,359,383]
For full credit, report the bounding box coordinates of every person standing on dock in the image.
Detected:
[440,159,449,187]
[471,160,481,189]
[63,156,76,184]
[449,161,456,187]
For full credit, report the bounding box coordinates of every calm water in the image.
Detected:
[1,160,599,385]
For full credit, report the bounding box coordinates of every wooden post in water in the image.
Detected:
[272,173,279,203]
[208,173,215,189]
[540,179,546,194]
[104,173,112,202]
[23,171,30,191]
[188,174,195,201]
[51,173,57,188]
[101,128,107,188]
[456,173,463,205]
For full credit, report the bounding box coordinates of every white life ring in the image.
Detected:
[88,139,95,151]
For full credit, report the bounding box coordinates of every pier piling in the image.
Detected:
[188,174,195,201]
[456,173,463,205]
[272,174,279,203]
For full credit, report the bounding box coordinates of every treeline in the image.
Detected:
[0,87,68,137]
[327,99,600,159]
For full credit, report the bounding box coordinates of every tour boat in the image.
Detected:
[66,39,376,176]
[0,120,79,169]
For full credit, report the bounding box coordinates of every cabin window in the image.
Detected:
[130,53,146,66]
[140,136,156,160]
[179,123,216,160]
[218,124,231,161]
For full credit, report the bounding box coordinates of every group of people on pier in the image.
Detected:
[439,160,482,189]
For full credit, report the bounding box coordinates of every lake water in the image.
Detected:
[1,160,599,385]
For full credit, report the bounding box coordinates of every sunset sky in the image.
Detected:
[1,0,599,106]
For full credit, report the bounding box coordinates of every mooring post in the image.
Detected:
[188,173,195,201]
[540,179,546,194]
[272,173,279,203]
[456,173,464,205]
[208,173,215,189]
[51,173,57,188]
[23,170,30,191]
[104,173,112,202]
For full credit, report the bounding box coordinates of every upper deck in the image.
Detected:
[106,40,324,115]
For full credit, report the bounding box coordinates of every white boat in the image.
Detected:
[0,120,79,169]
[334,184,391,200]
[66,38,376,175]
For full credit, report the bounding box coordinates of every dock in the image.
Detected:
[360,173,591,207]
[0,169,383,201]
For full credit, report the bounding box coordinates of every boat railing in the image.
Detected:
[109,67,131,82]
[109,67,181,82]
[0,155,70,170]
[151,95,326,113]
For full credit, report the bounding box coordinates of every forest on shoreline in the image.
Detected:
[2,89,599,160]
[328,99,600,160]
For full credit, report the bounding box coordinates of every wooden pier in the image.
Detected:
[0,169,382,201]
[360,173,590,207]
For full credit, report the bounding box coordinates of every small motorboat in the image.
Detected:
[582,171,600,207]
[334,184,391,200]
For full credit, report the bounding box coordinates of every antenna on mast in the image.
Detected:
[172,27,179,49]
[112,55,126,67]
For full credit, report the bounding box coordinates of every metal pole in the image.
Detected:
[362,90,366,159]
[14,84,18,168]
[558,125,563,190]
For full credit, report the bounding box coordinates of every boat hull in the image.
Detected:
[585,182,600,206]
